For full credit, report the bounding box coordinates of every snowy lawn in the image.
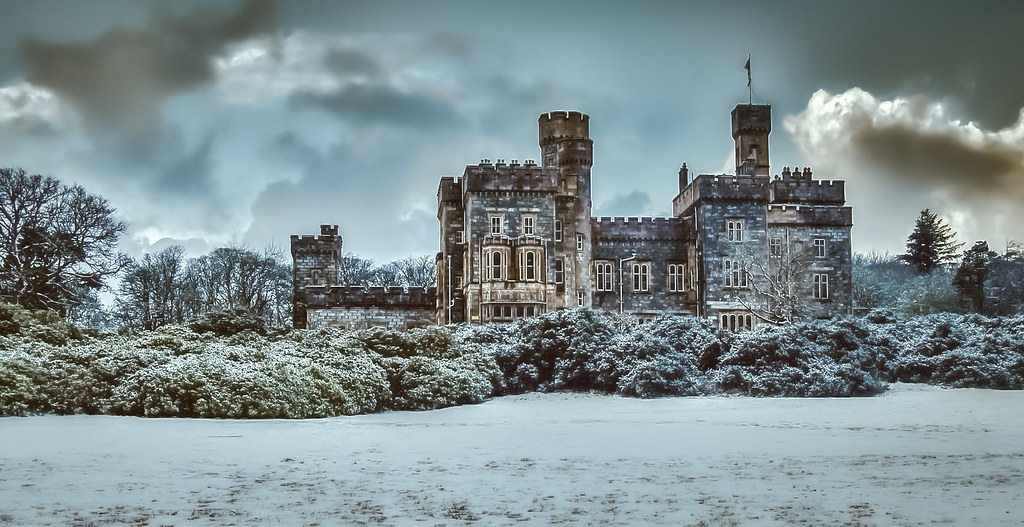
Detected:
[1,383,1023,526]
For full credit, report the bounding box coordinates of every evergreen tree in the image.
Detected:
[953,241,996,313]
[898,209,963,274]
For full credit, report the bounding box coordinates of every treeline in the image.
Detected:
[4,304,1024,417]
[1,167,435,330]
[854,210,1024,317]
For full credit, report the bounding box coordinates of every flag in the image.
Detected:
[744,55,751,87]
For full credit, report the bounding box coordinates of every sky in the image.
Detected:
[1,0,1023,264]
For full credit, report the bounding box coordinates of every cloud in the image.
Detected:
[19,0,274,137]
[292,83,461,130]
[785,88,1024,252]
[0,81,67,138]
[595,190,655,217]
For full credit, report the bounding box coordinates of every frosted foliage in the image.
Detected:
[4,302,1024,417]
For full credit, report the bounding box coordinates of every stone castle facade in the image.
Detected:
[292,102,852,330]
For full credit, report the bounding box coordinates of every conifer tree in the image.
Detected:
[953,241,996,313]
[898,209,963,274]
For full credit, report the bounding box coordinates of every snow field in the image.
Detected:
[2,383,1023,525]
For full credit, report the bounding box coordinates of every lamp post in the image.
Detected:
[618,253,637,314]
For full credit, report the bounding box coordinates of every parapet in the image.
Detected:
[767,204,852,227]
[731,104,772,138]
[539,111,590,145]
[592,216,687,241]
[672,173,770,216]
[290,225,343,256]
[770,167,846,205]
[437,176,461,204]
[462,163,557,192]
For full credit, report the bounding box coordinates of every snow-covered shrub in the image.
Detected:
[188,308,265,336]
[0,343,48,415]
[44,337,172,414]
[712,321,886,397]
[494,308,618,393]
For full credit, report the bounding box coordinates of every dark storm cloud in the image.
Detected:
[773,0,1024,130]
[850,124,1023,197]
[292,84,461,129]
[323,49,383,79]
[158,131,218,195]
[18,0,275,136]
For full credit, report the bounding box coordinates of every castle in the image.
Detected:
[292,102,853,330]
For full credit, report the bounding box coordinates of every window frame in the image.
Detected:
[522,215,536,236]
[489,214,503,236]
[726,219,744,242]
[668,263,686,292]
[576,234,585,252]
[595,261,614,291]
[813,273,829,299]
[554,220,562,242]
[813,238,826,258]
[632,262,650,292]
[723,258,748,288]
[553,258,564,284]
[769,237,781,257]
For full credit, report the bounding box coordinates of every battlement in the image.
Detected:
[592,216,686,240]
[539,111,590,144]
[290,224,342,256]
[769,167,846,204]
[437,176,461,203]
[767,205,853,226]
[672,173,770,216]
[300,285,437,309]
[731,104,772,137]
[462,163,557,192]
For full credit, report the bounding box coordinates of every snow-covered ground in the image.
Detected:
[1,383,1023,526]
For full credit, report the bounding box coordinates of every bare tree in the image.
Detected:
[370,261,404,288]
[338,252,374,286]
[728,235,812,324]
[0,167,127,315]
[395,254,437,288]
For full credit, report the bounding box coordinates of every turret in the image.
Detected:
[731,104,771,177]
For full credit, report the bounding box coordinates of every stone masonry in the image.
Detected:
[292,99,854,331]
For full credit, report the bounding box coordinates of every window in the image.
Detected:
[489,215,503,235]
[814,238,826,258]
[724,258,747,288]
[577,290,585,307]
[553,258,564,284]
[456,230,465,244]
[726,220,744,242]
[486,250,506,281]
[517,249,542,281]
[522,216,535,236]
[576,234,584,252]
[720,312,754,331]
[632,262,650,292]
[769,237,781,257]
[668,263,686,292]
[596,262,614,291]
[554,220,562,242]
[813,273,829,299]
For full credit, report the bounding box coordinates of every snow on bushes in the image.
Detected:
[4,300,1024,418]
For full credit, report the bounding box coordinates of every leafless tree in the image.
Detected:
[0,167,127,315]
[728,235,811,324]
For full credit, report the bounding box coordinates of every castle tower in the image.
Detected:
[731,104,771,176]
[290,224,342,328]
[539,111,594,306]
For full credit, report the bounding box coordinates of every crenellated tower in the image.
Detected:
[539,111,594,305]
[290,224,342,328]
[731,104,771,176]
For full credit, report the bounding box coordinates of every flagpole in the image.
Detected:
[746,54,752,105]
